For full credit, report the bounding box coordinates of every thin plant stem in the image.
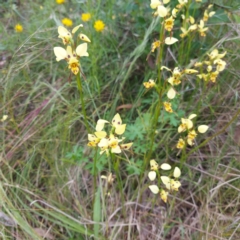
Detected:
[76,73,90,133]
[143,25,165,169]
[111,153,126,217]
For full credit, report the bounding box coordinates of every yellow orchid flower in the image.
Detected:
[96,113,126,135]
[150,159,159,171]
[176,138,185,149]
[198,20,208,37]
[58,26,73,45]
[187,129,197,146]
[143,79,156,89]
[87,131,107,147]
[178,114,197,133]
[164,102,173,113]
[111,113,126,135]
[160,189,168,203]
[53,44,88,75]
[164,16,175,32]
[98,134,123,155]
[151,41,161,53]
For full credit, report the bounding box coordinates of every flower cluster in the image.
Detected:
[148,160,181,203]
[195,49,227,83]
[180,5,215,38]
[161,66,198,113]
[53,24,91,75]
[176,114,209,149]
[87,113,133,155]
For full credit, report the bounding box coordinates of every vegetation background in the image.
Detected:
[1,0,240,239]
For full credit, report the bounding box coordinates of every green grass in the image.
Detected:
[1,0,240,239]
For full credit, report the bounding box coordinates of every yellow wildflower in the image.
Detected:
[210,71,219,83]
[143,79,155,89]
[53,44,89,75]
[151,40,161,53]
[178,114,197,133]
[164,16,174,32]
[164,102,173,113]
[187,129,197,146]
[56,0,65,4]
[81,13,91,22]
[198,20,208,37]
[176,138,185,149]
[15,24,23,33]
[150,159,159,171]
[94,20,105,32]
[160,189,168,203]
[62,18,73,27]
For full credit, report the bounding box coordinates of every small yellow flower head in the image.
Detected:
[53,44,89,75]
[178,114,196,133]
[164,102,173,113]
[151,40,161,53]
[187,130,197,146]
[160,189,168,203]
[214,59,226,72]
[56,0,65,4]
[198,20,208,37]
[81,13,91,22]
[164,16,174,32]
[210,71,219,83]
[176,138,185,149]
[143,79,155,89]
[15,24,23,33]
[88,131,107,147]
[62,18,73,27]
[94,20,105,32]
[180,27,189,38]
[170,179,181,191]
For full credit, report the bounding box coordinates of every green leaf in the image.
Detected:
[93,187,101,239]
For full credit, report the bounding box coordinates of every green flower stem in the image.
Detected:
[143,25,165,169]
[111,153,126,217]
[76,73,90,133]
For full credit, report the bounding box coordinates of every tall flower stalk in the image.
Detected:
[53,24,91,132]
